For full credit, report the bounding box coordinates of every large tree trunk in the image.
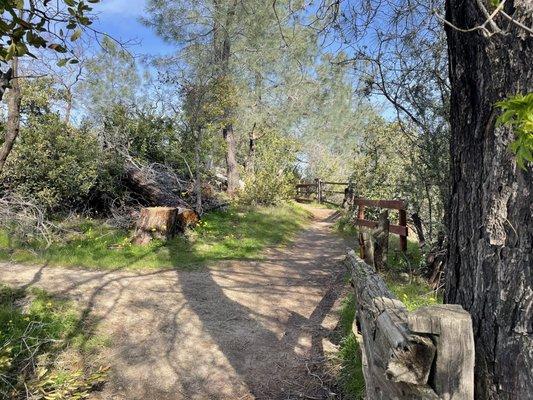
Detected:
[214,0,240,196]
[444,2,533,399]
[0,57,21,175]
[223,124,239,195]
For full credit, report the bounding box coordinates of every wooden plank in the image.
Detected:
[353,198,406,210]
[354,219,408,237]
[322,189,346,194]
[399,209,407,252]
[295,183,317,188]
[408,305,475,400]
[294,197,313,203]
[321,181,349,185]
[345,251,438,396]
[345,251,474,400]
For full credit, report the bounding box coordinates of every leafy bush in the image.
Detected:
[496,92,533,169]
[99,104,181,165]
[1,114,106,211]
[238,132,298,205]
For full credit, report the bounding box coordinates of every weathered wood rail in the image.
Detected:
[294,178,408,252]
[355,198,408,252]
[345,250,475,400]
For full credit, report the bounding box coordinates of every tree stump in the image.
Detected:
[132,207,199,245]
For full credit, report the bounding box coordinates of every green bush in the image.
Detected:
[1,114,107,211]
[238,132,298,205]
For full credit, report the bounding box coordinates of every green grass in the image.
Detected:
[0,285,108,399]
[387,277,441,311]
[0,202,311,270]
[336,293,365,400]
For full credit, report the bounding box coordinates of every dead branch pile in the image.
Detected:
[123,159,225,214]
[0,193,56,247]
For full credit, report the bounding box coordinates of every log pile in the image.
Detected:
[124,161,189,208]
[123,160,225,213]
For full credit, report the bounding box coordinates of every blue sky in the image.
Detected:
[91,0,175,56]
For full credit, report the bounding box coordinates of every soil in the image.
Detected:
[0,206,352,400]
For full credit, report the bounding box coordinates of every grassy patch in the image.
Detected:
[387,277,441,311]
[0,202,311,270]
[335,293,365,399]
[0,285,107,399]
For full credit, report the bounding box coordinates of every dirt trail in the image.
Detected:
[0,206,351,400]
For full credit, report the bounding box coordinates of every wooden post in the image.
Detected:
[315,178,323,204]
[346,251,475,400]
[373,210,390,272]
[408,305,475,400]
[399,208,407,252]
[357,203,366,258]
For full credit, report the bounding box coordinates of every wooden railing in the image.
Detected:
[345,251,475,400]
[294,179,408,252]
[295,179,349,206]
[354,198,408,252]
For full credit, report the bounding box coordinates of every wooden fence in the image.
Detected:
[345,251,475,400]
[295,179,349,206]
[294,179,408,252]
[354,198,408,252]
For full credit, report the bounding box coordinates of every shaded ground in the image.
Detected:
[0,206,351,399]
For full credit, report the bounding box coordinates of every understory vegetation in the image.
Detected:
[0,202,310,270]
[0,285,108,399]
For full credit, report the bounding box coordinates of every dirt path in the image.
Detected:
[0,206,351,400]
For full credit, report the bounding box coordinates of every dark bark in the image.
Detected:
[246,122,256,174]
[411,212,426,247]
[0,58,21,175]
[0,67,13,102]
[444,2,533,399]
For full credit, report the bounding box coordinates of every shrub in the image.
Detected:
[1,114,105,212]
[238,132,298,205]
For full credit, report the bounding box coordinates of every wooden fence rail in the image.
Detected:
[354,198,408,252]
[294,179,408,252]
[345,251,475,400]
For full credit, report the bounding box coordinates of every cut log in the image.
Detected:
[132,207,199,245]
[176,208,200,230]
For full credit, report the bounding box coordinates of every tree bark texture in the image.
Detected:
[444,2,533,399]
[132,207,199,245]
[0,58,21,175]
